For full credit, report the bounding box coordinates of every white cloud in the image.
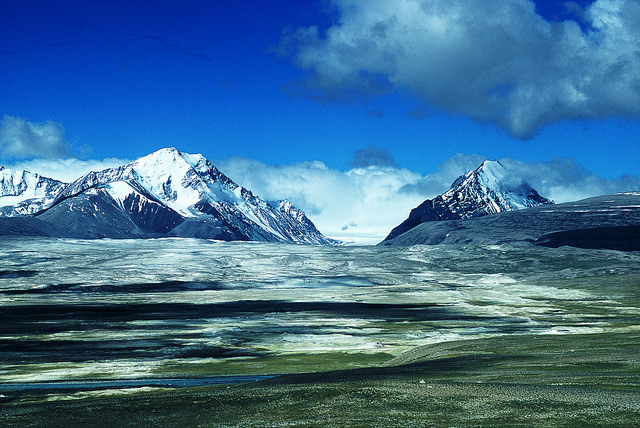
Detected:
[215,157,428,244]
[398,153,488,196]
[0,116,71,159]
[286,0,640,139]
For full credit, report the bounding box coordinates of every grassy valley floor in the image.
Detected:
[2,332,639,427]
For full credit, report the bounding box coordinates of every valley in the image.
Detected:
[1,237,639,425]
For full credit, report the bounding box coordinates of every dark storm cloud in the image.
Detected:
[0,116,71,160]
[286,0,640,139]
[350,145,398,168]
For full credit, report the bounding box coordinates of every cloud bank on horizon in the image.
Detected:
[286,0,640,139]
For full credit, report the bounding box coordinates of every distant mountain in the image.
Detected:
[380,192,640,251]
[383,160,553,241]
[0,167,67,216]
[0,148,337,244]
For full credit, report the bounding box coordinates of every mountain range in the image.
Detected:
[0,148,337,244]
[2,151,639,249]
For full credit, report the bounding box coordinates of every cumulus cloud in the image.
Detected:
[286,0,640,138]
[350,145,398,168]
[215,157,427,243]
[0,116,72,159]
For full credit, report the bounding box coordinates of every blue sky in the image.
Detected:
[1,0,639,242]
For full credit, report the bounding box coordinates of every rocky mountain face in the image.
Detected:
[0,148,337,244]
[383,160,553,241]
[0,167,67,216]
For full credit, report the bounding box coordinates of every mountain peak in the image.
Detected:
[451,159,504,190]
[1,148,336,244]
[383,160,553,241]
[135,147,189,165]
[479,159,503,169]
[476,159,505,180]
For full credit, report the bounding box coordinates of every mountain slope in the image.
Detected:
[383,160,552,241]
[0,216,74,238]
[21,148,336,244]
[380,192,640,250]
[37,188,150,239]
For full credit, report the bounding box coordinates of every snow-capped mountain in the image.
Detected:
[4,148,336,244]
[383,160,553,241]
[0,167,67,216]
[380,193,640,250]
